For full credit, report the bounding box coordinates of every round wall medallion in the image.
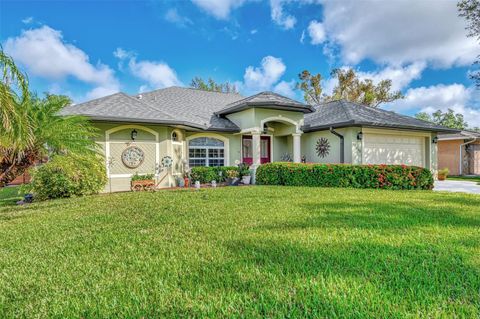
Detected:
[161,156,173,168]
[122,146,145,168]
[316,138,330,158]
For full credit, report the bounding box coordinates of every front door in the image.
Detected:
[242,135,271,165]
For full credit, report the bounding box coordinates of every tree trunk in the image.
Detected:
[0,150,38,187]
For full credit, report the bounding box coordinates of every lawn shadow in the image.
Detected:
[256,200,480,233]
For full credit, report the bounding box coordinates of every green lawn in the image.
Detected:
[448,175,480,184]
[0,187,479,318]
[0,186,22,207]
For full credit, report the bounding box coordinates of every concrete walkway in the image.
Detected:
[433,180,480,194]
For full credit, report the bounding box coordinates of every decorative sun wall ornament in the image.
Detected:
[161,156,173,168]
[121,146,144,168]
[315,138,330,158]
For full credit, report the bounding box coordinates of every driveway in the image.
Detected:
[434,180,480,194]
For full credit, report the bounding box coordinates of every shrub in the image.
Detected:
[256,163,434,190]
[190,166,237,183]
[28,154,107,200]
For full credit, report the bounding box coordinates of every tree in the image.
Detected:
[415,109,468,129]
[296,70,323,105]
[190,77,238,93]
[1,46,30,142]
[458,0,480,87]
[296,68,403,107]
[1,90,99,186]
[325,68,404,107]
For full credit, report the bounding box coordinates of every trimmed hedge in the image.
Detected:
[190,166,238,183]
[256,163,433,190]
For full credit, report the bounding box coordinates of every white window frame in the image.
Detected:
[186,133,229,167]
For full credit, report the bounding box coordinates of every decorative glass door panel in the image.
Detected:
[242,135,271,165]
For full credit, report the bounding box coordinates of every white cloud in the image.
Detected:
[191,0,246,19]
[357,62,426,91]
[300,30,306,44]
[21,17,34,24]
[243,55,286,92]
[114,47,182,91]
[274,80,296,98]
[4,25,119,100]
[250,29,258,35]
[387,84,480,127]
[307,20,325,44]
[165,8,193,27]
[270,0,297,29]
[319,0,478,67]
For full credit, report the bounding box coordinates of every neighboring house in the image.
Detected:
[437,130,480,176]
[60,86,456,192]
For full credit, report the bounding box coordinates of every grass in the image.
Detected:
[0,186,479,318]
[448,175,480,184]
[0,186,22,207]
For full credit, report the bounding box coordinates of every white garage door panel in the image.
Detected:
[363,134,425,167]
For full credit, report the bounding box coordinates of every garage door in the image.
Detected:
[363,133,425,167]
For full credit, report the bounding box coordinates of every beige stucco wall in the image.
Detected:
[302,128,358,164]
[94,123,180,192]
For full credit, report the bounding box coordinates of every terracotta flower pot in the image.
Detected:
[438,174,446,181]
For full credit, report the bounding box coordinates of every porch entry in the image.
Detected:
[242,135,271,165]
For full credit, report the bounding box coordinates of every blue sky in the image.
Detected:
[1,0,479,126]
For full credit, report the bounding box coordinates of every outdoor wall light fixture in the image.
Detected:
[357,132,363,140]
[432,136,438,144]
[131,129,138,141]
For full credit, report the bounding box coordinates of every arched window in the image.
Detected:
[189,137,225,167]
[171,131,178,142]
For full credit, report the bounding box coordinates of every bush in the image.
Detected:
[256,163,434,190]
[190,166,238,183]
[28,154,107,200]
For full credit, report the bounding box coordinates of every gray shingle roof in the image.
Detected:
[139,87,243,131]
[303,100,459,133]
[59,92,181,125]
[215,91,314,115]
[438,130,480,140]
[60,87,245,131]
[61,88,459,134]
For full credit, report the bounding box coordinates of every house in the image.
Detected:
[437,130,480,176]
[60,86,456,192]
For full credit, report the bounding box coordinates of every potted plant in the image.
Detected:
[131,173,156,191]
[183,169,190,188]
[176,176,185,187]
[238,162,251,185]
[437,168,449,181]
[226,169,240,186]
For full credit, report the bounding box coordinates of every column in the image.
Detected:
[292,133,302,163]
[252,132,261,168]
[251,131,261,184]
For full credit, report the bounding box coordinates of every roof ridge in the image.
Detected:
[339,100,354,122]
[140,85,243,97]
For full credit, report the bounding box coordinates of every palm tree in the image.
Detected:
[0,94,99,186]
[1,93,100,186]
[1,47,29,136]
[0,48,99,186]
